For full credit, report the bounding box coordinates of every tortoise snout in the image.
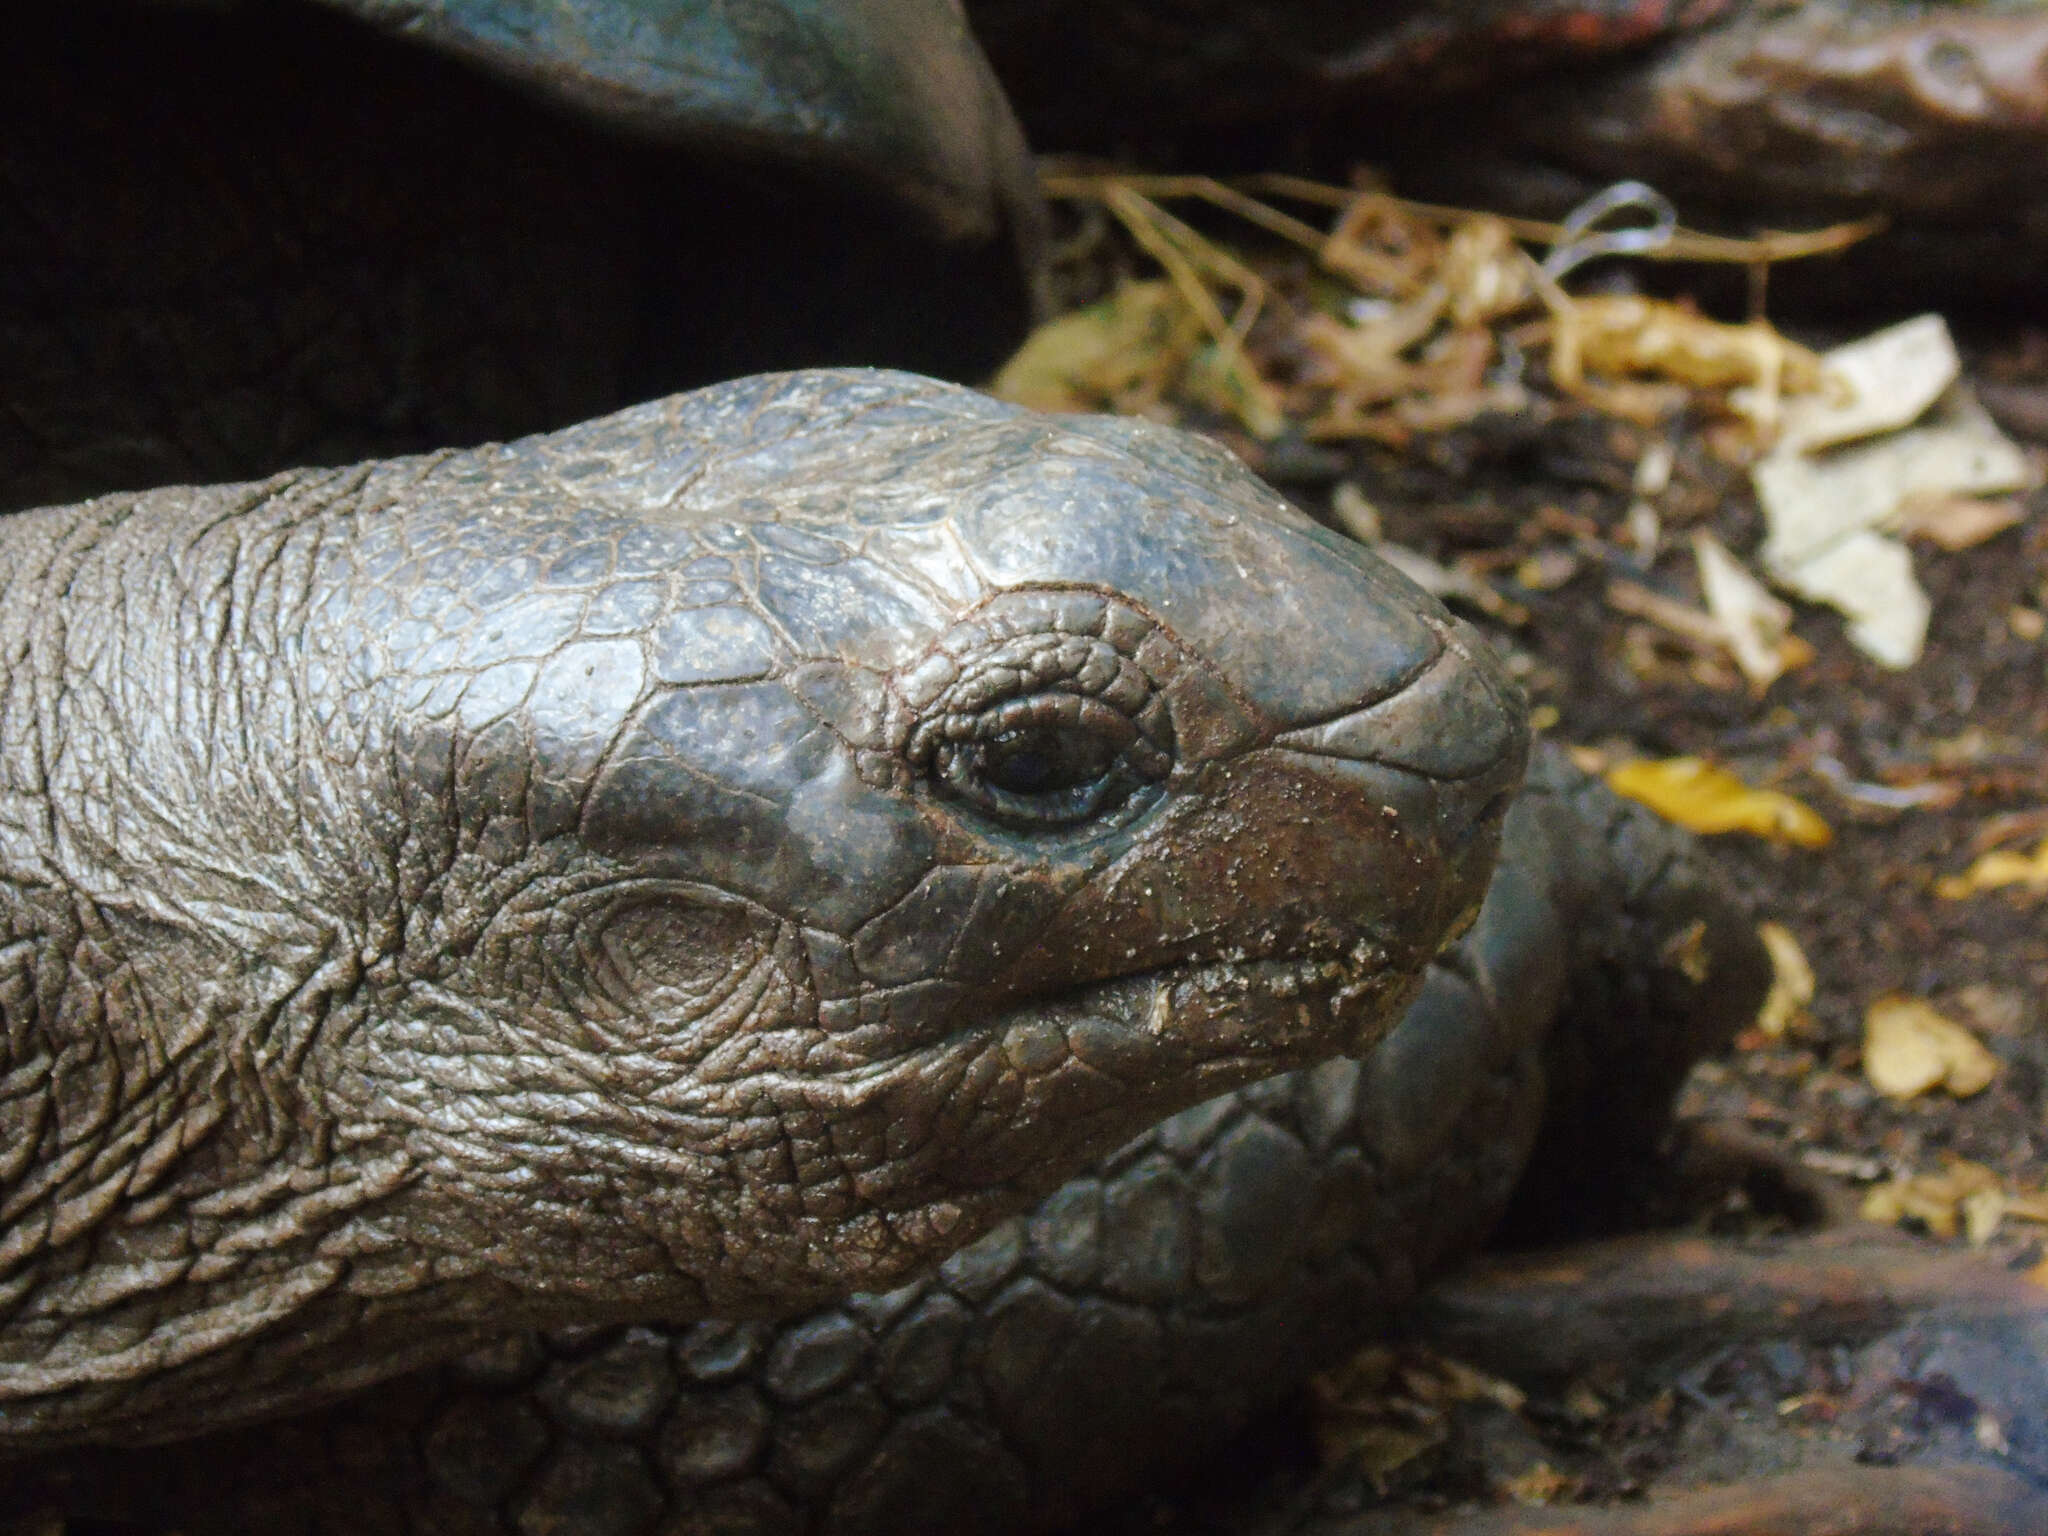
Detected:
[1272,618,1529,914]
[1270,621,1526,784]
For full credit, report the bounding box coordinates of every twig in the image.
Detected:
[1096,184,1284,435]
[1230,173,1884,266]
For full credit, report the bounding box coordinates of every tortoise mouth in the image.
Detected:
[975,925,1430,1094]
[830,933,1437,1220]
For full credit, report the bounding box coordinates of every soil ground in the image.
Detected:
[1072,306,2048,1531]
[1347,333,2048,1219]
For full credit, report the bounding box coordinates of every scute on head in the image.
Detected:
[340,369,1527,1312]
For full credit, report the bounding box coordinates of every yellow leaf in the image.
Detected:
[1861,1158,2002,1240]
[1936,837,2048,899]
[989,280,1194,415]
[1753,921,1815,1038]
[1862,995,2001,1100]
[1502,1462,1572,1507]
[1605,757,1831,848]
[2004,1190,2048,1224]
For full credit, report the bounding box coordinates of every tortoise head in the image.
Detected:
[0,372,1527,1452]
[314,370,1527,1313]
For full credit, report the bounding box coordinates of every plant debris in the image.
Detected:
[1936,837,2048,900]
[1776,313,1958,455]
[1862,995,2001,1101]
[999,170,1874,447]
[1309,1344,1527,1486]
[1858,1155,2048,1249]
[1692,531,1805,691]
[1897,494,2028,553]
[1605,757,1832,848]
[1861,1157,2007,1244]
[1754,922,1817,1040]
[1752,316,2040,670]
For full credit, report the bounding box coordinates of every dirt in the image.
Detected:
[1332,343,2048,1215]
[1074,305,2048,1531]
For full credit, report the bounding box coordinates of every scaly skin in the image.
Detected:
[0,370,1526,1452]
[8,747,1768,1534]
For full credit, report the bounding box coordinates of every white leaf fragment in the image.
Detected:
[1692,532,1794,689]
[1751,314,2039,670]
[1756,388,2034,569]
[1772,531,1930,671]
[1779,312,1959,454]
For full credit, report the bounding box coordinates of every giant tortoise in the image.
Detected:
[2,5,1773,1532]
[0,369,1767,1530]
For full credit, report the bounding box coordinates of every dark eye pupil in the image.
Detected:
[983,729,1112,796]
[988,747,1052,794]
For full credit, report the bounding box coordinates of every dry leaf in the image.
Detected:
[1439,216,1532,327]
[1936,837,2048,899]
[1423,1355,1526,1414]
[1549,294,1822,401]
[1753,382,2037,670]
[990,280,1194,416]
[1896,494,2026,552]
[1754,922,1815,1038]
[1758,388,2035,567]
[1693,532,1802,691]
[1375,543,1529,626]
[1324,1421,1444,1480]
[2004,1190,2048,1224]
[1329,482,1382,543]
[1605,757,1832,848]
[1862,995,2000,1100]
[1502,1463,1572,1507]
[1309,1345,1522,1478]
[1861,1157,2002,1240]
[1561,1382,1608,1423]
[1768,530,1931,671]
[1778,313,1959,454]
[1802,1147,1886,1182]
[1952,984,2025,1037]
[1606,579,1729,652]
[1962,1188,2007,1248]
[1634,440,1675,497]
[1514,549,1578,591]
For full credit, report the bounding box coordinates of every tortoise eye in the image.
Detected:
[981,726,1118,797]
[892,595,1178,834]
[930,692,1156,828]
[942,712,1140,827]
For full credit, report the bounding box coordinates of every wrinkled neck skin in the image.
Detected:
[0,371,1525,1450]
[0,473,510,1441]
